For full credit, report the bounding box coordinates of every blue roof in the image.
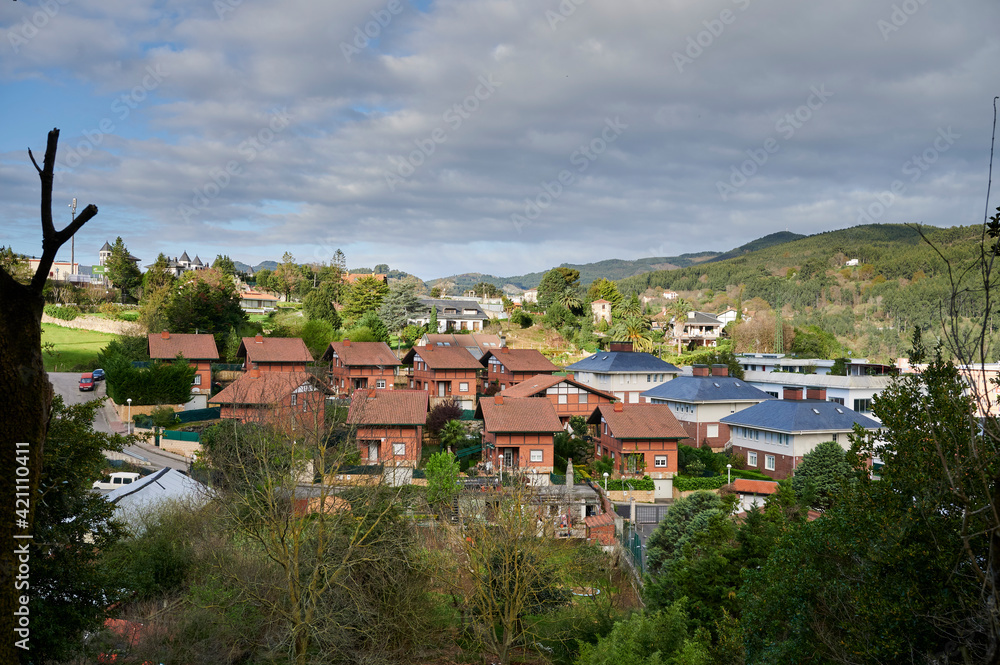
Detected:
[566,351,681,374]
[642,376,776,403]
[720,399,881,432]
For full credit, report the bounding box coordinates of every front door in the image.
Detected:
[503,448,514,468]
[368,441,379,461]
[438,382,446,397]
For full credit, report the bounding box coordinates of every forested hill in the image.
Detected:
[618,223,982,334]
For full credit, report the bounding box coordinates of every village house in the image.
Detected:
[476,395,562,483]
[402,344,482,410]
[480,347,560,391]
[322,340,402,396]
[239,290,280,313]
[720,386,881,480]
[588,402,688,499]
[591,299,612,325]
[566,343,681,404]
[416,332,505,360]
[641,364,775,451]
[209,369,331,437]
[147,331,219,396]
[500,374,617,426]
[670,311,724,351]
[347,389,429,467]
[238,334,314,373]
[410,298,490,332]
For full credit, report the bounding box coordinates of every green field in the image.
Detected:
[41,323,116,372]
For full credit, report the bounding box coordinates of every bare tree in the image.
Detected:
[1,129,97,661]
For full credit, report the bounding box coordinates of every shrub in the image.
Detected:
[673,476,727,492]
[606,477,655,491]
[118,311,140,322]
[150,406,179,428]
[98,302,122,319]
[44,304,81,321]
[426,399,462,435]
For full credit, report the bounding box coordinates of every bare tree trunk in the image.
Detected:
[0,129,96,663]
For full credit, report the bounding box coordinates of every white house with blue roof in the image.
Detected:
[565,342,681,404]
[641,364,776,450]
[720,386,881,480]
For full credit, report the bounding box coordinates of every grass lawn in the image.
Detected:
[41,323,116,372]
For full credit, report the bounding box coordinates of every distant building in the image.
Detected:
[410,299,489,332]
[591,299,612,325]
[146,251,209,278]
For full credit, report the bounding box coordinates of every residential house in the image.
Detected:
[105,467,208,534]
[640,364,775,451]
[671,311,724,350]
[591,299,612,325]
[476,395,562,481]
[731,478,780,513]
[896,359,1000,419]
[663,290,679,301]
[347,388,428,467]
[96,240,140,286]
[417,332,505,360]
[737,353,896,377]
[588,402,688,499]
[522,289,538,303]
[481,347,560,391]
[717,307,741,326]
[410,298,490,332]
[720,387,881,480]
[566,348,681,404]
[343,273,387,285]
[238,334,314,373]
[147,331,219,395]
[500,374,617,425]
[27,258,82,283]
[239,290,280,312]
[322,340,401,396]
[209,369,331,435]
[145,251,209,278]
[402,344,482,409]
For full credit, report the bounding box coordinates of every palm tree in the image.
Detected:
[614,294,642,319]
[558,287,583,315]
[608,315,656,353]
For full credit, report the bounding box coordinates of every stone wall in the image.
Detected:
[42,313,143,336]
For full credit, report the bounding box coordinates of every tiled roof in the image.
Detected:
[588,403,689,440]
[238,336,314,363]
[475,396,562,433]
[720,399,882,432]
[481,349,560,373]
[403,345,483,370]
[147,332,219,360]
[343,273,387,284]
[322,341,402,367]
[732,478,779,495]
[566,351,681,374]
[501,374,617,401]
[422,333,504,358]
[585,512,615,528]
[347,389,428,426]
[209,371,329,406]
[642,375,775,403]
[240,290,279,301]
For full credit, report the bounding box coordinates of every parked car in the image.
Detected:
[92,368,105,381]
[92,471,141,490]
[79,372,95,391]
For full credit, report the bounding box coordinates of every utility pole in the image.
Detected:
[69,198,77,278]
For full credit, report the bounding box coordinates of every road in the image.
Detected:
[49,372,190,472]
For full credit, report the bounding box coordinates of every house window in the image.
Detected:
[501,366,505,373]
[193,374,202,385]
[647,374,652,382]
[393,442,406,456]
[654,455,667,467]
[363,441,379,461]
[459,382,469,392]
[707,424,718,438]
[291,393,297,406]
[765,455,775,471]
[829,397,845,405]
[376,379,386,389]
[854,398,872,413]
[530,450,543,462]
[748,451,757,466]
[558,394,567,404]
[578,393,589,404]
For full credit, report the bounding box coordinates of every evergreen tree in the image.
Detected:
[105,236,142,302]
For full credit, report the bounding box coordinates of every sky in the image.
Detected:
[1,0,998,281]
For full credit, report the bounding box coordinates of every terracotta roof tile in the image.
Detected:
[588,403,688,440]
[475,396,562,433]
[501,374,617,401]
[238,336,314,363]
[403,345,483,370]
[481,348,560,373]
[584,512,615,528]
[322,341,402,367]
[209,371,329,406]
[732,478,779,495]
[347,389,428,425]
[147,332,219,360]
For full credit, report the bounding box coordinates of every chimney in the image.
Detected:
[500,346,509,354]
[161,330,170,340]
[250,368,261,378]
[343,339,351,347]
[688,311,695,319]
[783,386,803,400]
[692,364,710,377]
[613,401,624,412]
[255,334,263,344]
[806,387,827,401]
[493,394,503,405]
[711,364,729,377]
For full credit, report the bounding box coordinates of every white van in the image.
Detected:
[92,472,141,490]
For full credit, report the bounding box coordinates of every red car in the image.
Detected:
[79,372,95,391]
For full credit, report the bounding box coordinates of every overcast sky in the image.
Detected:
[1,0,997,280]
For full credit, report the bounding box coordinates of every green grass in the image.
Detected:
[41,323,116,372]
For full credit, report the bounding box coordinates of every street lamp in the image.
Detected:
[727,463,732,485]
[603,471,609,492]
[126,398,132,435]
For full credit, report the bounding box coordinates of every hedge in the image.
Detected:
[731,468,772,481]
[606,477,655,491]
[673,475,728,492]
[44,304,81,321]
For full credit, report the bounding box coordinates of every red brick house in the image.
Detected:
[347,389,428,467]
[588,402,688,499]
[475,395,562,481]
[322,340,402,396]
[500,374,616,425]
[147,331,219,395]
[402,344,482,409]
[480,348,560,391]
[238,334,314,373]
[209,369,331,437]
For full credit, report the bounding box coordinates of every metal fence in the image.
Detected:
[635,505,670,525]
[618,524,645,576]
[176,407,220,423]
[162,430,199,443]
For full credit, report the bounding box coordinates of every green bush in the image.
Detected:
[98,302,122,319]
[150,406,179,428]
[673,475,727,492]
[118,311,139,322]
[44,304,81,321]
[606,477,655,491]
